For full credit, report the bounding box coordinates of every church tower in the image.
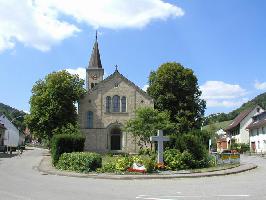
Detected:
[86,32,104,90]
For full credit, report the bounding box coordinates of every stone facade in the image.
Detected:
[78,36,153,153]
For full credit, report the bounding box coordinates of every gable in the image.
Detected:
[91,70,153,101]
[226,105,264,131]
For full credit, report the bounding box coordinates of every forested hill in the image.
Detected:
[0,102,26,131]
[204,92,266,125]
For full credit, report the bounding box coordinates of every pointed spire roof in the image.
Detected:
[88,31,102,69]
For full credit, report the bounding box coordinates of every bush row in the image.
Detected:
[57,152,102,172]
[164,148,213,170]
[51,134,85,165]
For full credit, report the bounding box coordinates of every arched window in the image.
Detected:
[113,95,120,112]
[87,111,93,128]
[106,96,111,112]
[121,96,127,112]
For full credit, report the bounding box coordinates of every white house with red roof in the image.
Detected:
[225,105,264,144]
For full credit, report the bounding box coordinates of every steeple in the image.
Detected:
[86,31,104,90]
[88,31,102,69]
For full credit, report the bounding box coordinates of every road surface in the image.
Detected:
[0,148,265,200]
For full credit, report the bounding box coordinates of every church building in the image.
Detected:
[78,34,154,153]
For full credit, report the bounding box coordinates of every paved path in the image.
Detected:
[0,148,265,200]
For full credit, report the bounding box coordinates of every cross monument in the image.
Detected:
[150,130,170,163]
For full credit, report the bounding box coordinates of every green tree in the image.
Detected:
[147,62,206,132]
[25,70,86,142]
[124,107,175,147]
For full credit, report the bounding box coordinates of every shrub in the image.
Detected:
[180,150,196,169]
[97,162,116,173]
[164,149,182,170]
[57,152,102,172]
[138,148,155,156]
[231,143,250,153]
[51,134,85,165]
[240,143,250,153]
[99,155,156,173]
[164,148,211,170]
[115,157,133,171]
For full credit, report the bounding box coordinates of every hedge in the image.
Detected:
[51,134,85,165]
[57,152,102,172]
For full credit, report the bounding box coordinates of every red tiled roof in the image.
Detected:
[225,108,254,131]
[246,118,266,130]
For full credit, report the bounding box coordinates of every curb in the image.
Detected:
[37,156,257,180]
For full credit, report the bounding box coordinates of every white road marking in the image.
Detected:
[136,198,174,200]
[136,195,202,199]
[136,194,250,199]
[216,194,250,197]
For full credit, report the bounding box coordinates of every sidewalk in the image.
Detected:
[38,155,257,180]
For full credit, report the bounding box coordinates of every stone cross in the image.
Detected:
[150,130,170,163]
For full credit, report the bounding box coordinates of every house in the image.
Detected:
[0,113,21,147]
[225,105,264,144]
[216,129,230,151]
[78,34,154,153]
[247,111,266,153]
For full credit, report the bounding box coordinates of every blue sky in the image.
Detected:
[0,0,266,115]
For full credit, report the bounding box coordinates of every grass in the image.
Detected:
[202,120,233,133]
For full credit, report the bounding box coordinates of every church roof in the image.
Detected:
[92,69,153,101]
[88,32,102,69]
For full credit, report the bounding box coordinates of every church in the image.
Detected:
[78,34,154,153]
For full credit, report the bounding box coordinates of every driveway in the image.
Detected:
[0,148,265,200]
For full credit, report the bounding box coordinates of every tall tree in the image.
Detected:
[147,62,206,133]
[124,107,175,147]
[25,70,86,142]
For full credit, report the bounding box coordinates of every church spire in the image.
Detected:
[88,31,102,69]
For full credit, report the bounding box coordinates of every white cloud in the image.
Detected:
[45,0,184,29]
[200,81,246,100]
[0,0,184,52]
[200,81,248,108]
[142,84,149,92]
[206,99,248,108]
[66,67,86,80]
[0,0,80,52]
[255,80,266,90]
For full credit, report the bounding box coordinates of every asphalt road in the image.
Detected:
[0,148,265,200]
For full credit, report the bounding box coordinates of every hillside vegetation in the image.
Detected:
[0,102,26,131]
[204,92,266,126]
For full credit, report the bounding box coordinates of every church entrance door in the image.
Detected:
[110,127,122,150]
